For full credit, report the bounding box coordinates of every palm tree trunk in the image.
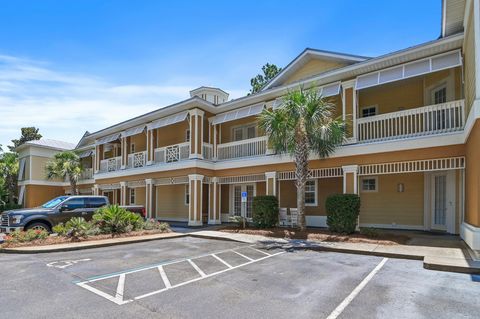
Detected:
[70,176,78,195]
[294,129,309,231]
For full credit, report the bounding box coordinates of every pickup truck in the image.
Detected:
[0,195,145,233]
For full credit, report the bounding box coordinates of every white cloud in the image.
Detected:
[0,54,247,150]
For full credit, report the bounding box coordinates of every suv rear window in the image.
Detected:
[88,197,107,208]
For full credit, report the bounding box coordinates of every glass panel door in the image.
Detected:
[432,174,447,229]
[233,186,242,216]
[246,185,254,218]
[232,184,255,218]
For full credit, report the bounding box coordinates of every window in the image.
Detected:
[433,86,447,104]
[232,124,257,141]
[361,177,378,192]
[185,185,190,206]
[361,105,377,118]
[88,197,107,208]
[130,143,135,153]
[185,129,190,142]
[129,188,136,205]
[62,198,86,211]
[305,180,317,206]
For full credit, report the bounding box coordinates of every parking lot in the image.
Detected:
[1,236,479,318]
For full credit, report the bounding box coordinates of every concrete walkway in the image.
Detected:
[184,229,480,274]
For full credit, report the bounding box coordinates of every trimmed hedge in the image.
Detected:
[326,194,360,234]
[252,196,279,228]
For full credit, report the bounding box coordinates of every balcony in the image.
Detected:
[356,100,465,143]
[127,151,147,169]
[99,156,121,173]
[154,142,190,164]
[80,168,93,180]
[217,136,268,161]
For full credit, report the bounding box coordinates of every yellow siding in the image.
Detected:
[155,184,189,220]
[156,121,189,147]
[129,133,147,153]
[360,173,424,226]
[464,8,476,115]
[30,155,61,181]
[284,59,348,85]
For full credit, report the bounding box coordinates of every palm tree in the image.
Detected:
[258,86,346,231]
[0,152,19,204]
[45,151,82,195]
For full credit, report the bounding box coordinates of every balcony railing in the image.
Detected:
[357,100,465,143]
[80,168,93,180]
[127,151,147,169]
[203,143,213,160]
[217,136,268,161]
[154,142,190,164]
[99,156,122,173]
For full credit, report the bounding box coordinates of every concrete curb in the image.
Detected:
[0,233,187,254]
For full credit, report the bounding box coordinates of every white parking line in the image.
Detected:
[157,266,172,289]
[76,246,283,305]
[187,259,207,278]
[325,258,388,319]
[248,247,272,256]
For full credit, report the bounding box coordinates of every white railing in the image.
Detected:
[154,142,190,164]
[357,100,465,143]
[217,136,268,160]
[203,143,213,160]
[127,151,147,169]
[80,168,93,180]
[99,156,122,173]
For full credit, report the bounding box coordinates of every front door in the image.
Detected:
[232,184,255,218]
[103,191,114,205]
[430,171,455,232]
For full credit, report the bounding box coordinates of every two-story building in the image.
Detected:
[16,0,480,250]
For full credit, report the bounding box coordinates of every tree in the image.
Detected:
[258,86,346,231]
[8,127,42,152]
[249,63,282,94]
[0,152,19,204]
[45,151,82,195]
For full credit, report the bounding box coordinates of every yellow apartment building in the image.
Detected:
[15,0,480,250]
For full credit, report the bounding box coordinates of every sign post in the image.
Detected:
[241,191,248,228]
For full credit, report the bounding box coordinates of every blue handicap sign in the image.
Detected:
[241,191,248,202]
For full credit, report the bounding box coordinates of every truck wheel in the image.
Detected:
[25,222,51,233]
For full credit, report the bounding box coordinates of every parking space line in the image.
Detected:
[232,250,254,261]
[76,248,285,305]
[157,266,172,288]
[325,257,388,319]
[187,259,207,278]
[115,274,126,300]
[248,247,272,256]
[211,254,233,269]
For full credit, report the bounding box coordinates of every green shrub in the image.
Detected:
[326,194,360,234]
[252,196,279,228]
[0,203,22,213]
[92,205,143,236]
[230,215,249,229]
[143,219,170,232]
[360,227,380,238]
[6,229,49,243]
[52,223,67,236]
[65,217,90,241]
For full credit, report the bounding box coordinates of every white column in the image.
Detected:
[93,184,99,196]
[188,174,204,226]
[265,172,277,196]
[189,109,205,159]
[145,179,153,219]
[208,177,221,225]
[120,182,127,206]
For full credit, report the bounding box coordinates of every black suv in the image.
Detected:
[1,195,110,233]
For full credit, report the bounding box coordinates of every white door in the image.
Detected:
[232,184,255,218]
[430,172,455,232]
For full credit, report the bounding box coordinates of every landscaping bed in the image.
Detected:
[218,227,410,245]
[0,228,171,248]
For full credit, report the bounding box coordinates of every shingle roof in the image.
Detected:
[23,139,76,150]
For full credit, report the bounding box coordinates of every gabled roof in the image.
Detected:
[190,86,229,96]
[262,48,370,91]
[442,0,466,37]
[16,139,76,152]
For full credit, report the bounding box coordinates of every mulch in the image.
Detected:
[219,227,410,245]
[0,229,171,248]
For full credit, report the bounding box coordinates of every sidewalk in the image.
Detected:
[188,229,480,274]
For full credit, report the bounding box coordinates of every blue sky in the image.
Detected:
[0,0,442,149]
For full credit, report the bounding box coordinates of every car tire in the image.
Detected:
[25,222,51,233]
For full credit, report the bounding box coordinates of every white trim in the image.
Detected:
[460,222,480,250]
[148,111,189,130]
[210,103,264,125]
[18,180,66,187]
[342,165,358,194]
[184,184,190,206]
[305,179,318,206]
[359,105,378,118]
